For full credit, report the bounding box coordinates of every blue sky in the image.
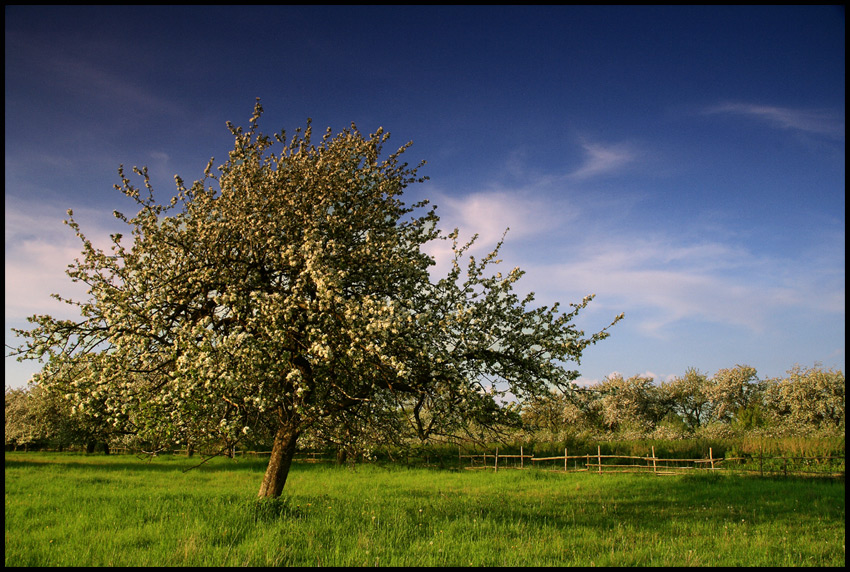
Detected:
[5,6,845,389]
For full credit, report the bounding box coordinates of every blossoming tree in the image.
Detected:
[12,101,621,498]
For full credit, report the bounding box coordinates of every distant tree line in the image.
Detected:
[5,363,843,454]
[520,364,845,441]
[5,380,113,453]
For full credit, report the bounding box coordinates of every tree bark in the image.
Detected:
[257,423,300,498]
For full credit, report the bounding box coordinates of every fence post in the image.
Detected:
[494,447,498,473]
[709,447,715,470]
[651,446,657,475]
[520,446,524,469]
[565,447,568,472]
[597,446,602,475]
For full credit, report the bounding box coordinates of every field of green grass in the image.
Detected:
[4,452,845,566]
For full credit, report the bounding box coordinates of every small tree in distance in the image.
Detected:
[12,100,622,498]
[665,367,713,430]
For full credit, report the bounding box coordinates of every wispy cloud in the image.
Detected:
[567,140,638,180]
[532,239,794,336]
[4,202,120,321]
[435,190,564,244]
[6,31,182,118]
[704,102,845,138]
[50,56,182,117]
[424,188,571,278]
[424,187,844,341]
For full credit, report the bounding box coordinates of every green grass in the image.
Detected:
[4,452,845,566]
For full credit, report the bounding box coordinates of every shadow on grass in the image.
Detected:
[248,496,311,523]
[463,472,845,534]
[3,454,331,474]
[3,455,374,478]
[274,469,846,538]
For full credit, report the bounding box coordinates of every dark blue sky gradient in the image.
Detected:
[5,6,845,387]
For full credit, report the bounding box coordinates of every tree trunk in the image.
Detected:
[257,423,300,498]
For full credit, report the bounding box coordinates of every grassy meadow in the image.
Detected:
[4,452,845,567]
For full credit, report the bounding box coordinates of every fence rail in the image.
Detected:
[13,445,843,477]
[458,445,844,477]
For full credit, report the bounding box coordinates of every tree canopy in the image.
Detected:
[519,363,844,442]
[11,100,622,497]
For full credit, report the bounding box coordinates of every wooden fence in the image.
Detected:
[459,446,844,477]
[39,445,842,477]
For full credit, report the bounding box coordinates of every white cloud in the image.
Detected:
[421,187,843,343]
[424,188,570,278]
[436,190,562,244]
[526,236,816,337]
[704,102,845,138]
[567,140,637,180]
[4,202,119,321]
[5,202,127,389]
